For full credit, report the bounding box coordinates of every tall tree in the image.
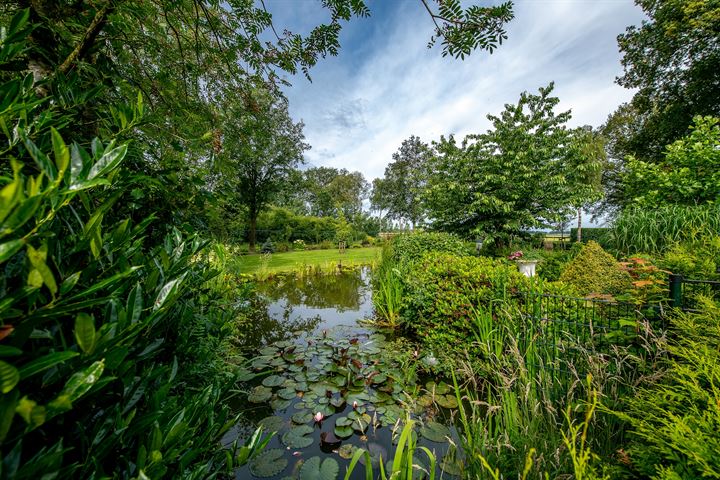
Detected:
[371,135,430,227]
[218,87,309,250]
[423,83,604,242]
[299,167,369,218]
[603,0,720,163]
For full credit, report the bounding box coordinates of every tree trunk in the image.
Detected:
[576,208,582,243]
[249,215,257,252]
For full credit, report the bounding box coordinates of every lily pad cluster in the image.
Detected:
[242,332,462,479]
[246,334,411,430]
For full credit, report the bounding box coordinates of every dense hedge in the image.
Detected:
[383,232,467,270]
[401,252,528,358]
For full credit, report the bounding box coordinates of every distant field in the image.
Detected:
[234,246,382,274]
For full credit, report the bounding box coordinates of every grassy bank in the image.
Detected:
[234,246,381,274]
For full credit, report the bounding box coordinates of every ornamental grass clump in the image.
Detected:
[560,241,632,295]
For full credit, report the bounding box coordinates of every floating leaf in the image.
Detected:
[333,425,353,438]
[258,415,285,433]
[262,375,285,387]
[436,394,458,409]
[335,416,352,427]
[248,386,272,403]
[270,397,292,410]
[440,453,463,476]
[282,424,314,449]
[419,421,451,443]
[298,456,339,480]
[338,444,355,459]
[249,448,288,478]
[277,387,297,400]
[292,411,313,424]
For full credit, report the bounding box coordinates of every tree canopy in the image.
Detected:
[423,83,604,240]
[603,0,720,163]
[371,135,430,227]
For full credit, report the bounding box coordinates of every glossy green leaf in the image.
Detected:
[50,128,69,177]
[19,351,79,380]
[0,239,23,264]
[281,424,314,448]
[0,360,19,394]
[88,144,128,180]
[23,135,57,181]
[74,313,96,354]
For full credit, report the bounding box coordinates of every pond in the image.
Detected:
[228,268,462,480]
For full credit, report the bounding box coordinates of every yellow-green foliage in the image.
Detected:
[560,241,631,295]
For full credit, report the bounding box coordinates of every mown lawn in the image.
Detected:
[234,246,382,274]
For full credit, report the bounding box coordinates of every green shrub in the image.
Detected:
[559,241,631,295]
[402,252,529,360]
[0,16,239,476]
[319,240,334,250]
[536,249,575,281]
[659,238,720,280]
[384,232,467,270]
[617,299,720,479]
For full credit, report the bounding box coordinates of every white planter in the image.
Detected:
[517,260,538,277]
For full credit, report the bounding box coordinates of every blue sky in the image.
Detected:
[265,0,646,185]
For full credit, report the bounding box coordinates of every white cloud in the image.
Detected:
[274,0,646,181]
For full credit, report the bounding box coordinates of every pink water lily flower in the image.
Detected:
[352,400,358,410]
[314,412,324,423]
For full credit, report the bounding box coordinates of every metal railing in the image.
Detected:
[669,274,720,312]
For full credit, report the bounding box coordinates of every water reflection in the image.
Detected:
[255,267,374,336]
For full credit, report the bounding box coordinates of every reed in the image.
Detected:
[610,204,720,254]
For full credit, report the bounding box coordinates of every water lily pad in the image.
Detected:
[329,397,345,408]
[419,421,451,443]
[436,394,458,409]
[338,444,355,459]
[292,411,314,424]
[237,367,256,382]
[262,374,285,387]
[252,356,273,370]
[335,416,352,427]
[426,381,451,395]
[277,387,298,400]
[248,386,272,403]
[298,456,339,480]
[258,415,285,433]
[270,397,293,410]
[333,425,353,438]
[440,454,463,476]
[259,347,278,356]
[249,448,288,477]
[282,424,314,449]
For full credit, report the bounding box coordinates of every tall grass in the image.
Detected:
[372,265,404,327]
[344,420,436,480]
[611,205,720,254]
[450,301,661,478]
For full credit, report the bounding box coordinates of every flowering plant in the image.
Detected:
[508,250,523,261]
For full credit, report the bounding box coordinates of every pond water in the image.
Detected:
[228,268,461,480]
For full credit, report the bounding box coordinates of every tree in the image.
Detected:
[371,136,430,228]
[423,83,604,242]
[218,87,309,250]
[292,167,369,218]
[603,0,720,163]
[621,116,720,208]
[567,127,606,241]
